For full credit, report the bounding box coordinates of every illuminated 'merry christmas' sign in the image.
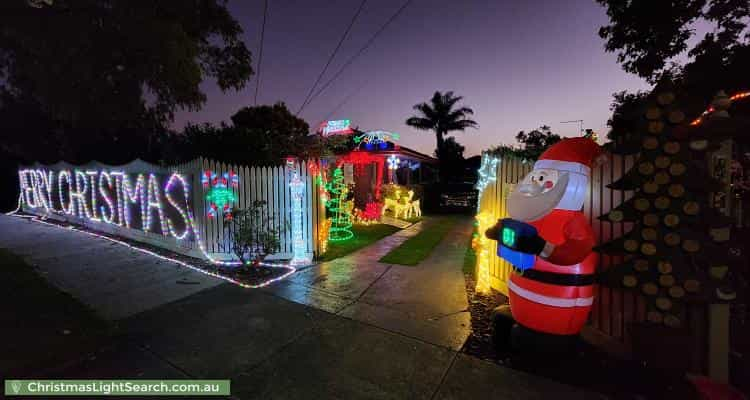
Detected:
[17,168,195,240]
[318,119,354,136]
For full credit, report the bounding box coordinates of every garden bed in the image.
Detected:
[460,237,699,399]
[12,213,295,288]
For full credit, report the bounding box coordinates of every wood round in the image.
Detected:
[664,214,680,227]
[655,297,673,311]
[643,182,659,194]
[654,196,670,209]
[643,137,659,150]
[668,184,685,198]
[624,239,640,252]
[669,286,685,299]
[664,142,680,154]
[641,228,658,241]
[641,242,657,256]
[639,162,655,175]
[643,214,660,226]
[623,275,638,288]
[668,110,685,124]
[657,261,672,274]
[669,163,686,176]
[649,121,665,134]
[659,274,675,287]
[664,233,681,247]
[654,171,670,185]
[683,201,700,215]
[635,198,650,211]
[642,282,659,296]
[634,259,650,272]
[655,156,671,169]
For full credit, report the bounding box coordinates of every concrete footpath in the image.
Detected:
[0,214,603,399]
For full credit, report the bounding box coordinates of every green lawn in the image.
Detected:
[319,224,401,262]
[379,217,458,266]
[0,249,111,376]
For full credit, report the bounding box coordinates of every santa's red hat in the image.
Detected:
[534,137,603,175]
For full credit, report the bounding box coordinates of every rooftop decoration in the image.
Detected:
[318,119,354,136]
[354,130,400,151]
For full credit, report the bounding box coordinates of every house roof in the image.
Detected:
[364,142,439,164]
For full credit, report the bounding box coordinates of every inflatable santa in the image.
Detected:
[486,137,603,336]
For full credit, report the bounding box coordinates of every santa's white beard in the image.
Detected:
[507,172,589,222]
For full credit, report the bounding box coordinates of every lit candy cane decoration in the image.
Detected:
[98,171,116,224]
[201,170,215,188]
[289,168,310,265]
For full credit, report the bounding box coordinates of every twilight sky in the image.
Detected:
[173,0,652,157]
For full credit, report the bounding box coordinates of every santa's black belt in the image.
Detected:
[519,269,596,286]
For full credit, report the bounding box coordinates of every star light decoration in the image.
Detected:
[202,170,238,219]
[475,154,499,203]
[387,154,401,170]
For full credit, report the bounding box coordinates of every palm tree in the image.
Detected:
[406,91,478,161]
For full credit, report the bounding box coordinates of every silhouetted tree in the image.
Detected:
[181,102,310,165]
[0,0,253,163]
[514,125,562,160]
[406,91,477,180]
[605,90,650,142]
[434,136,465,182]
[597,0,749,98]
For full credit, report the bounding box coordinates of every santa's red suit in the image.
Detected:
[502,137,602,336]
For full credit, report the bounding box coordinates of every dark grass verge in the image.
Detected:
[11,213,294,288]
[0,248,112,377]
[378,217,457,266]
[318,224,401,262]
[460,235,699,399]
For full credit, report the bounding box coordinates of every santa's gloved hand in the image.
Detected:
[515,234,547,255]
[485,219,503,240]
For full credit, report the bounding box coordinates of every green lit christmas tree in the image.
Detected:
[325,167,353,241]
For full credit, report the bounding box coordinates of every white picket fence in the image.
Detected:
[19,157,325,262]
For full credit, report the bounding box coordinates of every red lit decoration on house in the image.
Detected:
[337,151,385,200]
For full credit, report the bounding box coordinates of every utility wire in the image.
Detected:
[302,0,413,111]
[254,0,269,105]
[296,0,368,115]
[321,78,370,123]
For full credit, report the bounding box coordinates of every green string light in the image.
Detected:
[325,168,353,241]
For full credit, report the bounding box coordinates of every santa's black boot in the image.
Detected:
[491,305,514,354]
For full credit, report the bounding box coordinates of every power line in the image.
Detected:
[321,78,370,123]
[254,0,269,105]
[302,0,413,111]
[296,0,368,115]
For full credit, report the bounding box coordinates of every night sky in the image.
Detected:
[173,0,651,156]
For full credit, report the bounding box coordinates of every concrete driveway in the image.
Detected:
[1,214,603,399]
